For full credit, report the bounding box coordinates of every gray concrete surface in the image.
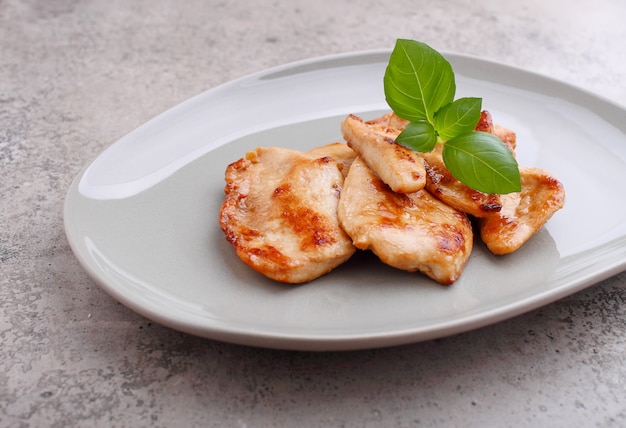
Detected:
[1,0,625,426]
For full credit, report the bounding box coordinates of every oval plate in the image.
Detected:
[64,50,626,351]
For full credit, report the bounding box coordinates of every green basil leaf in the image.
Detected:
[383,39,456,122]
[433,97,482,141]
[442,131,521,194]
[396,121,438,152]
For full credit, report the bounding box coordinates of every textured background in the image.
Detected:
[1,0,625,426]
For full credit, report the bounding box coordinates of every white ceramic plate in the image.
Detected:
[64,50,626,351]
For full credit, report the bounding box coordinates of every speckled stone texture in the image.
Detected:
[1,0,625,426]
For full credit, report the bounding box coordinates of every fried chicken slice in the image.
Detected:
[340,114,426,194]
[479,167,565,255]
[220,147,355,283]
[337,157,473,285]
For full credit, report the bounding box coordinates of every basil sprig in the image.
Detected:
[384,39,521,194]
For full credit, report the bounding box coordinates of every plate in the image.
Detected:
[64,50,626,351]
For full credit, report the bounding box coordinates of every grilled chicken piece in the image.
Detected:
[338,157,473,285]
[421,145,503,218]
[307,142,357,178]
[220,147,355,283]
[341,114,426,194]
[479,167,565,255]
